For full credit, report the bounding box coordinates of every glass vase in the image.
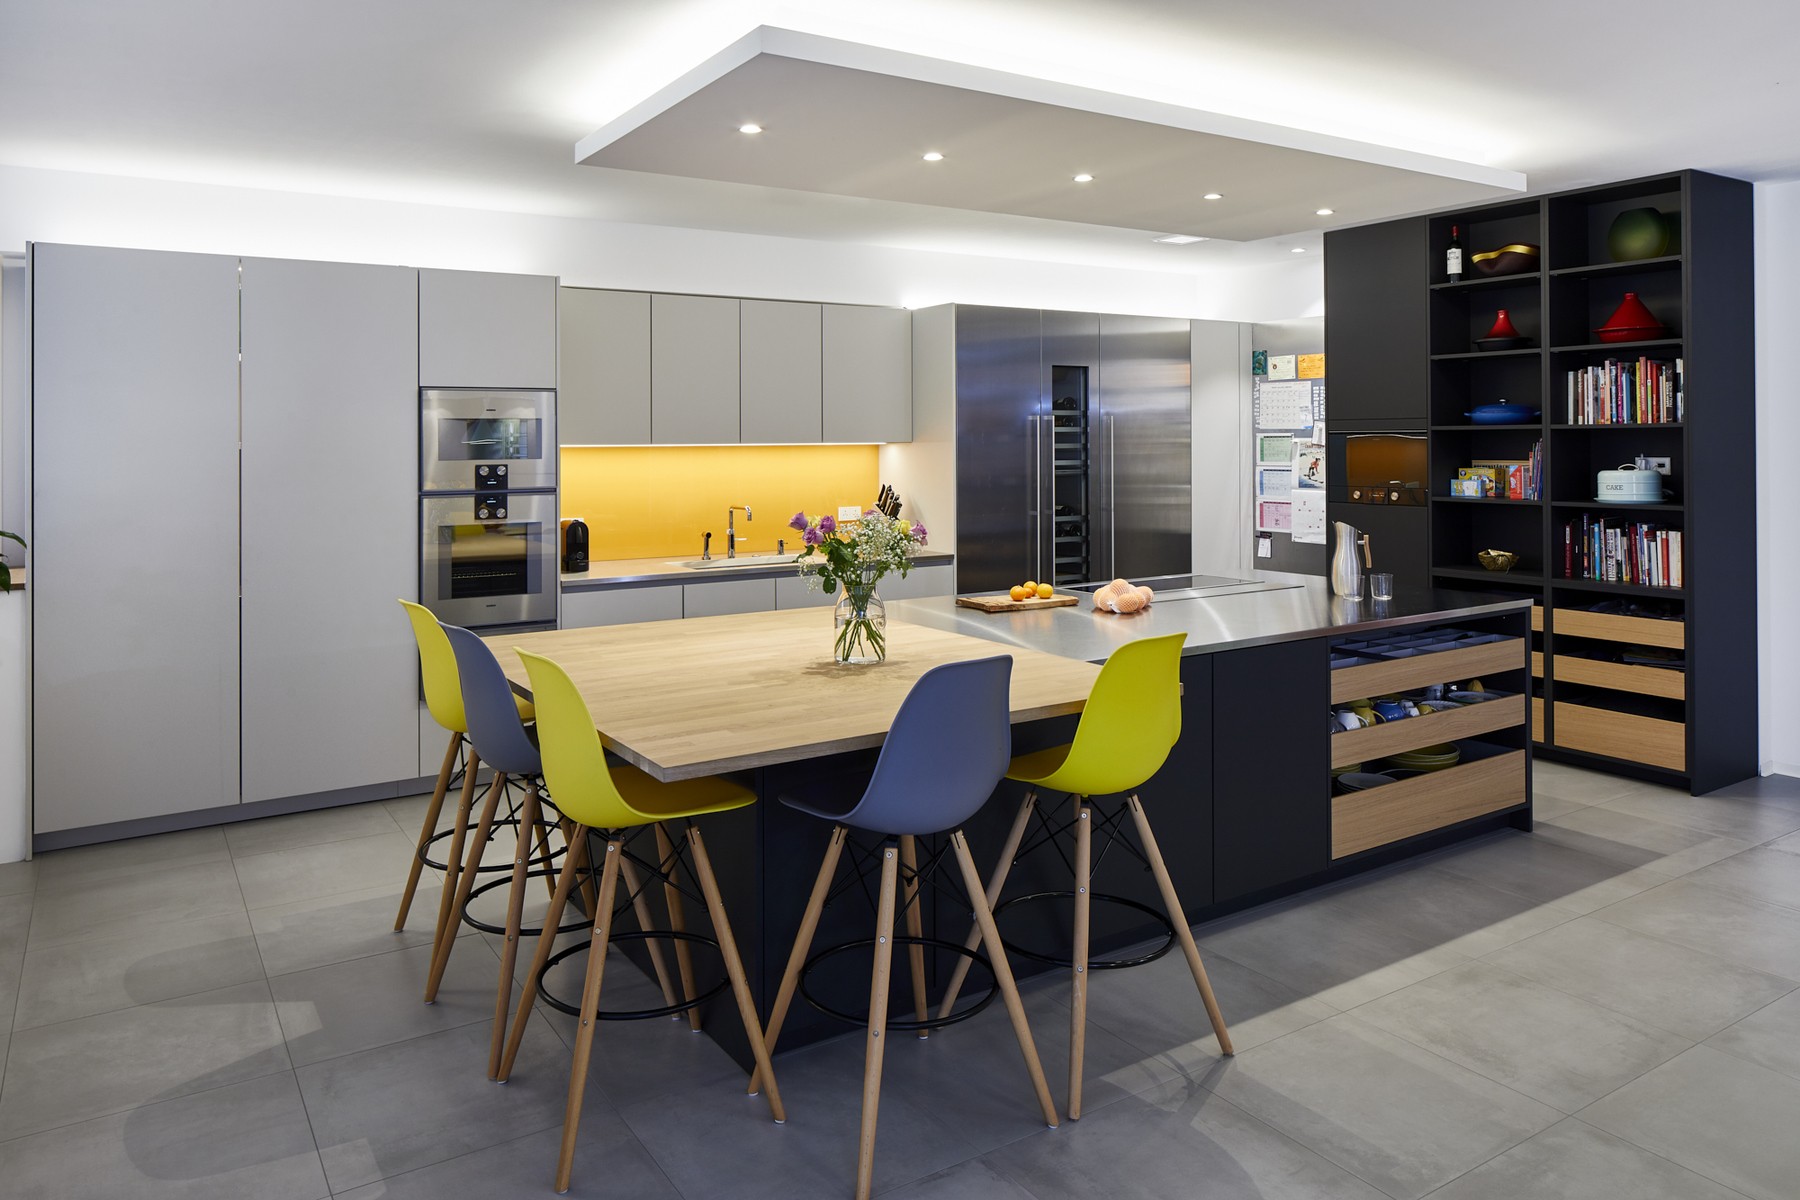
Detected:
[832,580,887,664]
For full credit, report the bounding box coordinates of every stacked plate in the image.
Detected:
[1384,743,1461,772]
[1330,761,1364,779]
[1336,772,1395,793]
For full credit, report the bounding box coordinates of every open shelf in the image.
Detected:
[1431,348,1541,361]
[1550,256,1682,279]
[1432,272,1542,291]
[1432,566,1544,586]
[1549,338,1683,354]
[1433,496,1542,506]
[1551,578,1686,599]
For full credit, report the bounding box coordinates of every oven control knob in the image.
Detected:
[495,506,507,518]
[496,465,507,476]
[478,465,489,476]
[476,507,490,520]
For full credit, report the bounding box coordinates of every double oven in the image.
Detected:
[419,388,558,632]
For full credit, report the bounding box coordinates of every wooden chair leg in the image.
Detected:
[498,825,589,1082]
[1070,797,1092,1119]
[855,841,901,1200]
[530,811,559,902]
[429,747,483,956]
[617,849,681,1012]
[950,830,1059,1129]
[898,835,929,1039]
[687,824,785,1124]
[749,824,846,1094]
[554,836,623,1195]
[395,730,461,931]
[937,790,1037,1019]
[1125,794,1234,1056]
[654,823,703,1033]
[560,819,599,916]
[489,781,540,1079]
[425,767,502,1002]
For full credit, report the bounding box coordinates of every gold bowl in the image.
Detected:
[1470,243,1540,277]
[1477,548,1519,572]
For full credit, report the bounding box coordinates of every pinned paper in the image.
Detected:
[1291,442,1325,488]
[1256,499,1292,532]
[1257,433,1294,465]
[1298,353,1325,379]
[1257,466,1292,499]
[1291,489,1327,544]
[1252,349,1269,376]
[1267,354,1298,381]
[1256,379,1314,429]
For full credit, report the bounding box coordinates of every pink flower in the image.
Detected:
[802,525,824,546]
[818,514,836,534]
[910,522,928,544]
[788,511,808,532]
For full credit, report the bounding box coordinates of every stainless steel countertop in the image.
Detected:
[886,573,1530,663]
[562,550,955,591]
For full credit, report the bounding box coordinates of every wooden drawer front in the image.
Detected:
[1532,697,1545,743]
[1552,608,1684,649]
[1330,638,1527,704]
[1552,657,1685,701]
[1332,693,1526,769]
[1531,604,1543,633]
[1531,651,1544,678]
[1333,750,1527,858]
[1554,702,1686,772]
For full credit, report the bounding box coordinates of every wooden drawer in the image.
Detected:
[1531,604,1543,633]
[1330,638,1527,704]
[1554,701,1686,772]
[1333,750,1528,858]
[1532,696,1545,743]
[1552,607,1684,649]
[1552,656,1685,701]
[1332,693,1526,769]
[1531,651,1544,678]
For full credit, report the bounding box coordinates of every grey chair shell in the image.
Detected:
[441,622,541,778]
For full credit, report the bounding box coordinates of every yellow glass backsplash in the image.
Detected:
[560,445,881,560]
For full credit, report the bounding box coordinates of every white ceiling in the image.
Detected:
[1,0,1795,275]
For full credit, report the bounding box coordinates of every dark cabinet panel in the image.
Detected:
[1329,502,1428,594]
[1212,639,1330,902]
[1325,219,1429,429]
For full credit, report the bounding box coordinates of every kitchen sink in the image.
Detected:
[673,554,798,570]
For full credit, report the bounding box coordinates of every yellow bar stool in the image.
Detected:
[495,649,784,1196]
[395,601,541,955]
[939,632,1233,1119]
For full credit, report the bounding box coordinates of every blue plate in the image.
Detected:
[1467,404,1541,425]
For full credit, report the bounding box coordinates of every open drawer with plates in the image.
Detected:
[1331,693,1525,769]
[1333,743,1527,858]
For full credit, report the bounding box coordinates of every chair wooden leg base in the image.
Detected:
[751,824,847,1095]
[899,835,929,1040]
[855,841,901,1200]
[1125,794,1234,1056]
[1070,797,1092,1120]
[489,781,540,1079]
[555,837,623,1194]
[422,751,484,1002]
[937,790,1037,1020]
[497,827,588,1082]
[396,730,461,931]
[425,771,507,1003]
[655,823,705,1034]
[687,823,785,1124]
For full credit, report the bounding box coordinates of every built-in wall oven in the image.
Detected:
[418,387,558,632]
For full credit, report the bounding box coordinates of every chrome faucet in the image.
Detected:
[727,505,752,558]
[701,531,712,561]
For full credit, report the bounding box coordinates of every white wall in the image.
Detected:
[1755,182,1800,777]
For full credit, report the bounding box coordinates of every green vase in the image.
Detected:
[1607,208,1670,263]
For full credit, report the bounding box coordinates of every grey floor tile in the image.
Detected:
[1532,762,1651,808]
[235,831,424,910]
[33,826,232,892]
[1483,915,1797,1041]
[1527,790,1590,821]
[1592,877,1800,978]
[331,1119,678,1200]
[1705,988,1800,1081]
[1350,960,1691,1113]
[621,1032,977,1200]
[882,1157,1042,1200]
[13,910,265,1030]
[1426,1116,1749,1200]
[1426,830,1676,915]
[1680,846,1800,911]
[1308,864,1581,958]
[0,858,36,897]
[0,979,290,1139]
[0,891,29,957]
[1767,827,1800,857]
[1196,891,1469,1010]
[271,939,504,1067]
[296,1015,571,1193]
[0,1073,328,1200]
[986,1076,1389,1200]
[224,800,404,858]
[1704,773,1800,805]
[1536,805,1756,877]
[1207,1015,1562,1200]
[1598,788,1800,845]
[249,879,460,978]
[25,859,246,950]
[1579,1045,1800,1200]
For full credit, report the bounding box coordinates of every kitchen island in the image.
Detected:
[494,573,1532,1066]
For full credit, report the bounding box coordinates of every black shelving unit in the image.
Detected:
[1406,170,1756,793]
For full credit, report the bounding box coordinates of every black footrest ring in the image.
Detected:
[458,869,588,938]
[991,890,1176,970]
[536,930,730,1020]
[799,935,999,1032]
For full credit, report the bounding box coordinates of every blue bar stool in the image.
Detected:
[756,655,1059,1200]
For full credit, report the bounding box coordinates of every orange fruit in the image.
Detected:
[1009,585,1028,602]
[1023,580,1038,593]
[1035,582,1054,599]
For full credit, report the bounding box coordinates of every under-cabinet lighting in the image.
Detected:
[1316,208,1335,216]
[738,123,763,134]
[922,151,944,162]
[1203,192,1223,200]
[1072,173,1094,183]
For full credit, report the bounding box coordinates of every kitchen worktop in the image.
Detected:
[561,549,954,590]
[885,572,1530,662]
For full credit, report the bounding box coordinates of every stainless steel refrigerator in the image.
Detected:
[953,305,1192,594]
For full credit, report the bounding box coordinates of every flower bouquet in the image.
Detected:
[788,509,928,664]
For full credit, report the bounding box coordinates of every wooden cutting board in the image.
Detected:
[955,592,1082,613]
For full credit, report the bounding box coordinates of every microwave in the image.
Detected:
[420,388,556,493]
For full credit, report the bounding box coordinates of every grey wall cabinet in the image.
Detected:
[774,574,837,609]
[682,577,776,618]
[741,300,822,442]
[882,561,954,600]
[240,258,420,803]
[824,305,911,442]
[419,268,557,389]
[652,294,740,443]
[562,585,684,629]
[31,244,243,833]
[559,287,650,445]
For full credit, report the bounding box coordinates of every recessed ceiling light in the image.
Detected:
[1291,247,1307,254]
[922,151,944,162]
[1073,173,1094,183]
[737,123,763,134]
[1316,208,1335,216]
[1153,234,1206,245]
[1203,193,1223,200]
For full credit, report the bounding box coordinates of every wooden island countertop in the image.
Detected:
[486,608,1101,782]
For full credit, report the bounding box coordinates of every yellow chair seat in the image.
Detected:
[513,694,535,721]
[609,764,755,821]
[1006,743,1075,787]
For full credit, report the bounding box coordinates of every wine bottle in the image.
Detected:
[1446,224,1464,281]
